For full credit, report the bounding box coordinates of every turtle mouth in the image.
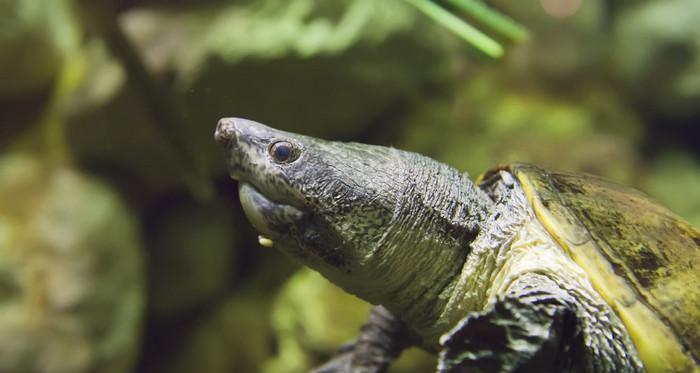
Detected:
[238,183,306,244]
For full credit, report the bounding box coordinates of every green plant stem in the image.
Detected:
[405,0,503,58]
[444,0,528,41]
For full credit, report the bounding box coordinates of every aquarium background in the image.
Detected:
[1,0,699,372]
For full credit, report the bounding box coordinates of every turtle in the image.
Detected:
[214,117,700,373]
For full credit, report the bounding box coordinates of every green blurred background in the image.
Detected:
[1,0,699,372]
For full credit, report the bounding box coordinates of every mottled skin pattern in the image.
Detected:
[215,118,645,372]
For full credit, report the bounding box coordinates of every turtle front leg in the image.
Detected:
[438,293,579,373]
[438,273,644,373]
[312,306,413,373]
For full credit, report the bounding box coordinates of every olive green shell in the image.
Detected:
[483,163,700,373]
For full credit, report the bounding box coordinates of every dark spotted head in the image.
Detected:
[214,118,412,285]
[215,118,493,312]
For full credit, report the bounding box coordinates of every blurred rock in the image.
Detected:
[147,198,238,320]
[65,0,454,199]
[62,39,127,117]
[0,0,79,98]
[150,295,274,373]
[264,268,435,373]
[66,79,189,203]
[396,72,644,184]
[121,0,421,81]
[611,0,700,119]
[642,151,700,227]
[0,155,144,373]
[0,0,81,146]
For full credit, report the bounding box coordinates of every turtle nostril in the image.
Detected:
[215,118,237,145]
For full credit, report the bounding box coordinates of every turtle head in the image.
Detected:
[215,117,495,334]
[215,117,407,287]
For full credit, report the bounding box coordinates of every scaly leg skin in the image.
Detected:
[438,295,580,373]
[311,306,413,373]
[438,273,644,373]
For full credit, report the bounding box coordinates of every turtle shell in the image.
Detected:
[482,163,700,373]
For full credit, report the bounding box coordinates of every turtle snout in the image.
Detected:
[215,118,239,145]
[216,117,272,182]
[216,118,248,181]
[215,117,273,146]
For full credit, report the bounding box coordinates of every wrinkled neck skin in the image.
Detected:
[216,118,497,348]
[309,150,496,347]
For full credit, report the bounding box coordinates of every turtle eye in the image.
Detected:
[269,141,298,163]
